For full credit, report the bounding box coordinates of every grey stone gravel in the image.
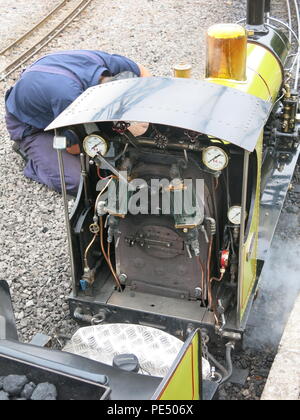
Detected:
[0,1,62,50]
[31,383,58,401]
[0,375,58,400]
[0,391,9,401]
[0,0,299,402]
[21,382,36,399]
[3,375,28,397]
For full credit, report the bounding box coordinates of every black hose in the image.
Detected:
[207,342,235,385]
[207,351,228,378]
[220,343,234,385]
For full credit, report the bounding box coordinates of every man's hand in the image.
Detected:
[128,122,149,137]
[63,129,81,155]
[67,144,81,155]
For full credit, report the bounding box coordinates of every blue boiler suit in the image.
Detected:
[5,50,140,195]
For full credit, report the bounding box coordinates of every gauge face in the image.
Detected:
[83,135,108,158]
[203,146,229,171]
[228,206,242,225]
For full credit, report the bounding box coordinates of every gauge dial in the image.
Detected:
[228,206,242,225]
[203,146,229,171]
[83,134,109,158]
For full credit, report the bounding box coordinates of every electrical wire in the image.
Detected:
[288,53,300,73]
[292,0,300,89]
[107,241,122,292]
[83,181,113,272]
[238,9,300,80]
[236,14,297,40]
[97,167,113,181]
[281,1,300,89]
[198,256,205,305]
[94,178,113,216]
[287,0,293,43]
[207,239,213,309]
[210,273,225,283]
[83,178,121,290]
[266,18,299,45]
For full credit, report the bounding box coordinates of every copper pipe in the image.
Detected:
[214,313,221,327]
[107,242,120,288]
[107,242,122,292]
[84,233,98,270]
[99,217,109,262]
[100,216,121,290]
[209,273,225,326]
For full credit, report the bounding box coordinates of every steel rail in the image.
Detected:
[0,0,93,81]
[0,0,68,56]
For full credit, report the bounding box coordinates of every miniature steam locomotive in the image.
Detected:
[1,0,299,400]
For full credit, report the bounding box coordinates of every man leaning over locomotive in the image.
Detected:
[4,50,151,196]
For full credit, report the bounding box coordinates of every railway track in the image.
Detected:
[0,0,93,82]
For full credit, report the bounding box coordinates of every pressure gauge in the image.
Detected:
[83,134,109,158]
[203,146,229,171]
[228,206,242,225]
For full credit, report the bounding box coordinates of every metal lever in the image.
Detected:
[95,153,131,188]
[54,134,77,296]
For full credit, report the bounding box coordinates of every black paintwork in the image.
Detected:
[248,26,290,71]
[247,0,266,26]
[259,148,300,262]
[0,340,162,400]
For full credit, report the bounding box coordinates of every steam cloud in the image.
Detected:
[245,211,300,350]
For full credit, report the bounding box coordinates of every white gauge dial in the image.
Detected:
[203,146,229,171]
[228,206,242,225]
[83,135,108,158]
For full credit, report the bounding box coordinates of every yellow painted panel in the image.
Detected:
[240,139,263,320]
[206,41,281,320]
[158,334,200,401]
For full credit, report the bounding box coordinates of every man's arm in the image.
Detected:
[51,85,83,155]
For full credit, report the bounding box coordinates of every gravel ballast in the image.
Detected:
[0,0,299,401]
[0,374,57,400]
